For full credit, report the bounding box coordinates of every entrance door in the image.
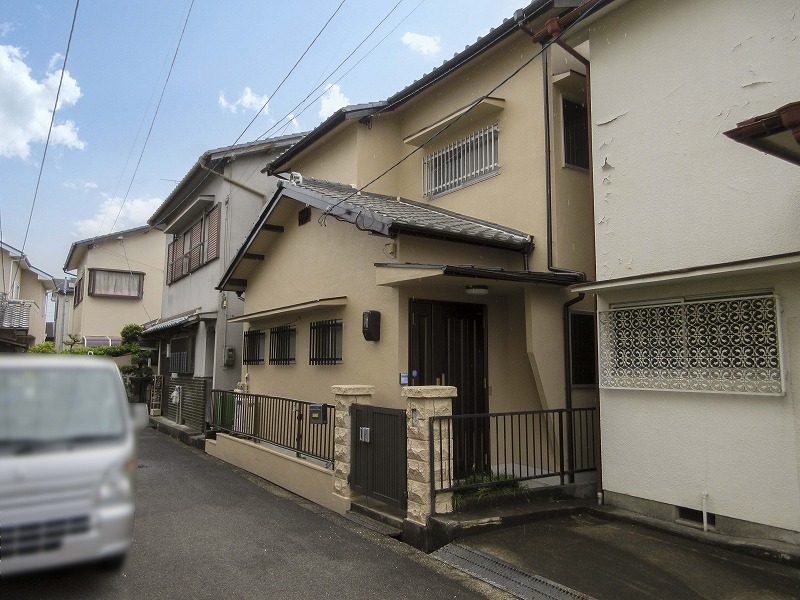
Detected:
[409,300,488,477]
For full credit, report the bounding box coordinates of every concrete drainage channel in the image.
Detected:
[432,543,595,600]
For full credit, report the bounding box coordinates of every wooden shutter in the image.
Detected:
[205,204,221,262]
[166,240,176,284]
[171,234,184,281]
[189,220,203,271]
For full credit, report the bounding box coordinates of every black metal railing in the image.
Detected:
[210,390,335,465]
[429,407,597,500]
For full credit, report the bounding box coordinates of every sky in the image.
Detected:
[0,0,529,281]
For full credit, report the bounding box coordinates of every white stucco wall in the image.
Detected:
[582,0,800,281]
[597,270,800,533]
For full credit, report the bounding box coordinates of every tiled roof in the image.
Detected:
[279,177,532,251]
[0,300,31,329]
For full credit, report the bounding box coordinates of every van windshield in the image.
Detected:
[0,367,126,455]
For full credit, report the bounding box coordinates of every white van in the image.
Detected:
[0,356,149,575]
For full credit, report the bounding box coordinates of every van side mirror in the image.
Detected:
[130,403,150,431]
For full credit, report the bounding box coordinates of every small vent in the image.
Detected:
[298,206,311,226]
[677,506,715,529]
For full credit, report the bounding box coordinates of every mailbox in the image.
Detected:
[362,310,381,341]
[309,403,327,425]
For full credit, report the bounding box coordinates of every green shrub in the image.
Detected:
[29,341,57,353]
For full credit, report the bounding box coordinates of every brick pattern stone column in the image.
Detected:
[403,386,456,525]
[331,385,374,508]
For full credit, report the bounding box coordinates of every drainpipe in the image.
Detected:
[517,7,601,489]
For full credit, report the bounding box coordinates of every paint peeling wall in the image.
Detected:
[584,0,800,280]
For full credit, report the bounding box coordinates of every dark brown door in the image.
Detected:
[409,300,488,477]
[351,405,407,509]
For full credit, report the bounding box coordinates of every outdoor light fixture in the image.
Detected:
[465,285,489,296]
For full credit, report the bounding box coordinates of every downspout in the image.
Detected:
[518,9,598,487]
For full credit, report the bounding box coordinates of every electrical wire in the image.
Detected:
[109,0,195,233]
[119,238,152,322]
[318,3,604,226]
[15,0,80,285]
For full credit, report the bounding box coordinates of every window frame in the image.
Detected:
[422,123,499,198]
[562,98,589,170]
[243,329,266,366]
[73,275,84,307]
[269,325,296,365]
[309,319,343,366]
[87,268,144,299]
[166,203,221,285]
[168,336,194,375]
[570,311,597,387]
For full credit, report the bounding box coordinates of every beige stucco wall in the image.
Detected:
[576,0,800,281]
[19,269,49,345]
[597,268,800,533]
[70,228,165,339]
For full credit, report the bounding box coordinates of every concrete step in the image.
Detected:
[344,510,403,538]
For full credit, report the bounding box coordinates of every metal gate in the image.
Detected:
[351,405,407,510]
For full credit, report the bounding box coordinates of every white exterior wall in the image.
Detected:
[575,0,800,535]
[585,0,800,280]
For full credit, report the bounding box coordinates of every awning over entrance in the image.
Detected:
[142,308,202,335]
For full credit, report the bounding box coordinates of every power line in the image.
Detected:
[19,0,80,256]
[109,0,195,232]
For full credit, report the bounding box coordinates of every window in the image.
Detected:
[563,98,589,170]
[74,276,84,307]
[269,325,296,365]
[169,336,193,374]
[88,269,144,298]
[309,319,342,365]
[166,203,221,284]
[243,329,265,365]
[598,294,784,395]
[422,123,499,197]
[570,312,597,386]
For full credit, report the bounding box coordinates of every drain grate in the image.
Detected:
[432,543,595,600]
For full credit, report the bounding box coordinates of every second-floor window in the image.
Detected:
[563,99,589,170]
[166,203,221,284]
[309,319,342,365]
[73,276,84,307]
[88,269,144,299]
[422,123,499,197]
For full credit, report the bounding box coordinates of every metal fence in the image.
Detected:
[210,390,335,465]
[430,407,597,497]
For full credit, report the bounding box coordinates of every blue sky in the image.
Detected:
[0,0,526,279]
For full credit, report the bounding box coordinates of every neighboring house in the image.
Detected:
[142,134,304,430]
[64,226,165,347]
[562,0,800,543]
[52,278,76,351]
[216,1,598,512]
[0,242,56,351]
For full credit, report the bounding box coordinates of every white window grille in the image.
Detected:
[598,294,784,395]
[422,123,499,197]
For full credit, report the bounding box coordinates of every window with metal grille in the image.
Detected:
[598,294,784,395]
[309,319,342,365]
[243,329,266,365]
[269,325,296,365]
[422,123,498,197]
[570,312,597,386]
[169,336,192,374]
[563,99,589,169]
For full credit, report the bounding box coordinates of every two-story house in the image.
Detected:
[215,1,598,513]
[561,0,800,544]
[142,134,303,431]
[64,225,165,347]
[0,242,56,351]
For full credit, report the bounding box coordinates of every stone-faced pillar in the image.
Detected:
[331,385,374,512]
[403,386,456,525]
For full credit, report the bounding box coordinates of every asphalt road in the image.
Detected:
[2,427,505,600]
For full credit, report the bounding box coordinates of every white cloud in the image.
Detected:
[72,196,162,238]
[287,113,300,132]
[63,179,98,191]
[319,84,349,119]
[0,23,14,37]
[218,87,269,115]
[0,46,84,159]
[401,32,441,56]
